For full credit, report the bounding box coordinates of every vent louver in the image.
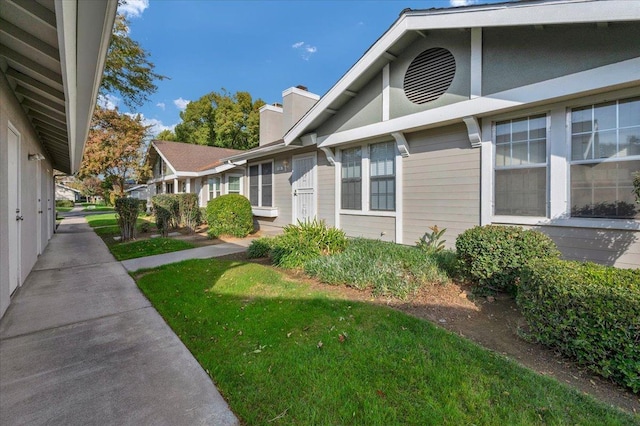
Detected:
[403,48,456,105]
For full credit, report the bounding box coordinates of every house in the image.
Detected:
[125,184,150,201]
[220,0,640,268]
[55,183,81,202]
[146,140,244,207]
[0,1,117,318]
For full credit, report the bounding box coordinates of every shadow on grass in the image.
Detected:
[134,259,637,426]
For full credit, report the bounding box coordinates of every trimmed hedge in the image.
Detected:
[56,199,74,208]
[455,225,560,294]
[206,194,253,238]
[247,237,273,259]
[517,259,640,393]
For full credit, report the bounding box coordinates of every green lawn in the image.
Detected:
[56,207,73,213]
[110,238,195,261]
[83,206,114,212]
[135,259,637,426]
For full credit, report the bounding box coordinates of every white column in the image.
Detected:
[174,178,179,193]
[186,178,191,193]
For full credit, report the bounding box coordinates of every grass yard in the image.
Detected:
[83,205,114,212]
[135,258,637,425]
[56,206,73,213]
[110,238,195,261]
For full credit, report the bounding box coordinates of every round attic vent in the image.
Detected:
[403,47,456,104]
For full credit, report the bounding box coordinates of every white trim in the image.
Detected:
[492,216,640,232]
[334,149,341,229]
[260,104,283,113]
[291,152,318,223]
[247,160,274,208]
[320,147,335,166]
[470,27,482,99]
[226,173,243,195]
[391,132,410,157]
[317,57,640,148]
[382,63,390,121]
[151,142,178,175]
[252,207,279,218]
[282,86,321,100]
[395,146,403,244]
[338,210,397,218]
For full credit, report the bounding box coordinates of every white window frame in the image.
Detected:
[481,87,640,231]
[248,161,274,207]
[226,174,243,195]
[208,176,221,201]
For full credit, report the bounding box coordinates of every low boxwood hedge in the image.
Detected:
[517,259,640,393]
[206,194,253,238]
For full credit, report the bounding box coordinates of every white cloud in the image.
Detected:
[173,97,190,110]
[292,42,318,61]
[125,113,176,138]
[450,0,476,6]
[156,102,166,110]
[97,94,120,110]
[118,0,149,18]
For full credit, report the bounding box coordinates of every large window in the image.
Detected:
[249,162,273,207]
[166,182,174,194]
[570,97,640,219]
[370,142,396,211]
[208,177,221,201]
[228,175,241,194]
[341,147,361,210]
[494,114,547,216]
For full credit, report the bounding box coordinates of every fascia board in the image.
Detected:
[173,171,199,177]
[222,143,293,163]
[317,56,640,148]
[196,163,237,177]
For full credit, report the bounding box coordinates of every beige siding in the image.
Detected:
[317,151,335,227]
[341,214,395,242]
[402,123,480,248]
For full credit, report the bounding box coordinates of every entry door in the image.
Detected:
[8,126,21,294]
[36,162,42,254]
[292,153,317,223]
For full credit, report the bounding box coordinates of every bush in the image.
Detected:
[517,259,640,393]
[138,200,148,214]
[56,199,74,208]
[270,219,347,268]
[206,194,253,238]
[455,225,560,294]
[305,238,449,298]
[199,207,208,225]
[114,197,140,241]
[416,225,447,253]
[177,193,200,232]
[247,237,274,258]
[152,194,179,237]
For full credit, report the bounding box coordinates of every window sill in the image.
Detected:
[339,210,396,218]
[252,206,278,217]
[491,216,640,231]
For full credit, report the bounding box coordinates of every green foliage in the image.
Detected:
[206,194,254,238]
[517,259,640,393]
[269,220,348,269]
[55,199,74,208]
[247,237,274,259]
[155,129,177,141]
[109,237,194,261]
[416,225,447,253]
[152,194,179,237]
[455,225,560,294]
[114,197,140,241]
[199,207,207,225]
[177,193,200,232]
[633,171,640,204]
[305,238,449,298]
[138,200,147,214]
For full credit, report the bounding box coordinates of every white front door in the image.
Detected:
[36,162,42,255]
[292,153,317,223]
[8,125,21,295]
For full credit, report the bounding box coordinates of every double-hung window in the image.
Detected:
[227,175,241,194]
[208,177,221,201]
[249,162,273,207]
[570,97,640,219]
[370,141,396,211]
[494,114,547,217]
[341,147,362,210]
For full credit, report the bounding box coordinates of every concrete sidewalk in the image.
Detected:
[0,216,239,425]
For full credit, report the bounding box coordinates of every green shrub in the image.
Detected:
[247,237,274,258]
[138,200,148,214]
[114,197,140,241]
[177,193,200,232]
[416,225,447,253]
[206,194,254,238]
[269,219,347,268]
[305,238,449,298]
[455,225,560,294]
[56,199,74,208]
[199,207,208,225]
[517,259,640,393]
[152,194,179,237]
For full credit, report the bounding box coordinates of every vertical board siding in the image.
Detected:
[341,214,396,242]
[402,123,481,248]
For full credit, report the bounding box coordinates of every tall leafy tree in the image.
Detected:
[80,107,150,197]
[174,90,265,150]
[155,129,177,141]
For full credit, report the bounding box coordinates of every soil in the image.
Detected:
[217,251,640,415]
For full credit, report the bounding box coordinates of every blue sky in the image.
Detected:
[111,0,504,136]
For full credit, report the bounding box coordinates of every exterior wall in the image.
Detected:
[402,123,481,249]
[340,214,395,242]
[259,106,284,146]
[55,186,77,202]
[1,71,53,318]
[282,88,319,134]
[389,29,470,118]
[483,23,640,95]
[316,151,335,227]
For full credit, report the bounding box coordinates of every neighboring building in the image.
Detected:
[0,1,116,318]
[55,184,81,203]
[125,184,150,201]
[222,0,640,268]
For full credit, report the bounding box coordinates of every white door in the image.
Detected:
[36,162,42,255]
[8,126,21,294]
[292,153,317,223]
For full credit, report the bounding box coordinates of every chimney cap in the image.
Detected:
[295,85,308,91]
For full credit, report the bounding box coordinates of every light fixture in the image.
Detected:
[28,153,45,161]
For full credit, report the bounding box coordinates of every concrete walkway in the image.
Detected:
[0,216,239,425]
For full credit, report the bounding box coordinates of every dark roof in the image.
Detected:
[152,140,242,172]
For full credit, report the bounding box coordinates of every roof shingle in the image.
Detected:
[152,140,242,172]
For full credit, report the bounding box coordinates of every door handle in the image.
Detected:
[16,215,23,221]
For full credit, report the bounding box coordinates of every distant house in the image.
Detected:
[125,184,150,201]
[55,184,81,203]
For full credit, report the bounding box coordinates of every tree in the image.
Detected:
[174,90,265,150]
[155,129,177,141]
[81,176,104,199]
[100,13,166,110]
[80,107,150,197]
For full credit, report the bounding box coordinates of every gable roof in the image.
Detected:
[150,140,242,173]
[55,183,80,193]
[283,0,639,146]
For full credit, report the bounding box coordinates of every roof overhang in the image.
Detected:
[0,0,117,174]
[283,0,640,146]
